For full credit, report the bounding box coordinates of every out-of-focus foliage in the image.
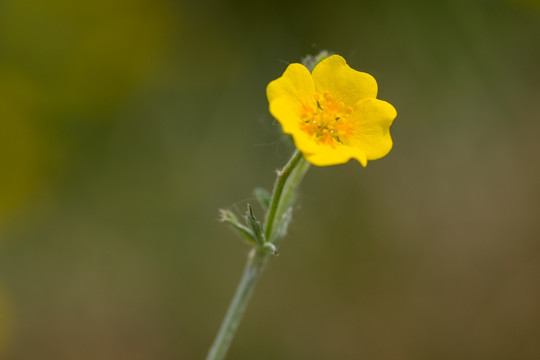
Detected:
[0,287,9,352]
[0,0,171,225]
[0,0,539,359]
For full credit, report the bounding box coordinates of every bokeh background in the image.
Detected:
[1,0,539,359]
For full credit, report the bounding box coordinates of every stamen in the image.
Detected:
[300,92,354,147]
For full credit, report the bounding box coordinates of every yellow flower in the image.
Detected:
[267,55,397,166]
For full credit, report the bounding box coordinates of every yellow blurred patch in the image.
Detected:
[0,0,173,117]
[0,0,174,225]
[0,72,41,226]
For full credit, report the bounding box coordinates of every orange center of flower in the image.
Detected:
[299,92,355,146]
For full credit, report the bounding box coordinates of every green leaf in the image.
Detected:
[272,206,293,244]
[253,187,271,211]
[219,209,256,245]
[245,204,266,246]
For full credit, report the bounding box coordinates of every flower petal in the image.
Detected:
[304,145,367,167]
[267,63,316,143]
[267,63,315,110]
[268,97,319,154]
[311,55,378,107]
[349,98,397,160]
[289,125,320,154]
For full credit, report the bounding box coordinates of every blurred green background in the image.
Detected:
[1,0,539,358]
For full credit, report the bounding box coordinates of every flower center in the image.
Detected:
[299,92,355,146]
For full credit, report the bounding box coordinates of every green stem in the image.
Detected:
[264,149,304,241]
[206,150,308,360]
[271,157,310,244]
[206,249,269,360]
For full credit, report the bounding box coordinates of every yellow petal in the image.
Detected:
[289,126,321,155]
[304,144,368,167]
[349,98,397,160]
[311,55,377,107]
[267,63,317,145]
[267,63,315,109]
